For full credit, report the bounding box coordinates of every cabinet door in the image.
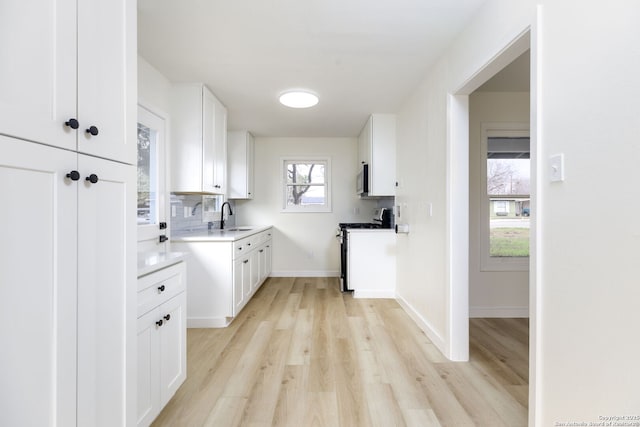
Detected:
[159,292,187,406]
[77,154,136,427]
[265,241,273,278]
[202,87,217,193]
[227,130,254,199]
[137,308,161,427]
[0,0,76,151]
[212,96,227,194]
[77,0,136,164]
[358,116,371,167]
[233,258,246,316]
[258,246,267,284]
[250,249,260,295]
[0,137,77,427]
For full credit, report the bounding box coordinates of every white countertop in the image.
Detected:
[137,251,187,277]
[171,225,272,242]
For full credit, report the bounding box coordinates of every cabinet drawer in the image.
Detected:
[138,263,186,318]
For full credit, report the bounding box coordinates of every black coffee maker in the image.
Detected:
[373,208,394,229]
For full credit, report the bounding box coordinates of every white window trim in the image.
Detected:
[137,103,168,243]
[480,122,530,272]
[281,157,332,213]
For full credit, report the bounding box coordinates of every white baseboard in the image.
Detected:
[270,270,340,278]
[395,293,447,356]
[469,306,529,318]
[353,289,396,299]
[187,317,231,328]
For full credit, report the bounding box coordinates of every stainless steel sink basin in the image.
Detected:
[224,227,252,231]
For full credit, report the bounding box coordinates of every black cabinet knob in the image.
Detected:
[159,222,167,230]
[85,174,99,184]
[85,126,99,136]
[156,319,163,327]
[66,170,80,181]
[259,249,264,253]
[243,260,248,264]
[65,118,79,129]
[158,285,165,293]
[164,314,171,321]
[159,235,168,243]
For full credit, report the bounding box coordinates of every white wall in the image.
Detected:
[137,56,172,114]
[535,1,640,424]
[469,91,529,317]
[235,137,378,276]
[395,0,640,424]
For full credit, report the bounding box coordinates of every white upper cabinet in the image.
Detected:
[0,0,136,164]
[171,84,227,194]
[358,114,397,196]
[227,130,255,199]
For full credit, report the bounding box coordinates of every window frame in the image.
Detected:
[480,123,530,272]
[281,157,332,213]
[137,104,167,243]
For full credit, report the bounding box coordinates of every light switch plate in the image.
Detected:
[550,153,565,182]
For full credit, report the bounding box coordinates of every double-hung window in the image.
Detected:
[282,158,331,212]
[481,124,530,271]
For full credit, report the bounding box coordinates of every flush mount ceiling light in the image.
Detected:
[279,90,319,108]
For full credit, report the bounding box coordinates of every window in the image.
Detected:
[282,158,331,212]
[137,105,167,244]
[481,124,530,271]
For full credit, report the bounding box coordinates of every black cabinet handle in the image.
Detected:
[65,118,79,129]
[247,243,251,246]
[164,314,171,321]
[85,174,99,184]
[156,319,163,327]
[259,249,264,253]
[243,260,249,264]
[159,235,169,243]
[85,126,99,136]
[158,285,165,293]
[66,170,80,181]
[159,222,167,230]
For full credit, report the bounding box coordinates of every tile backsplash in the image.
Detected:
[170,194,235,233]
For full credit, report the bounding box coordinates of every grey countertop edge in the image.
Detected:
[170,225,273,243]
[137,251,188,278]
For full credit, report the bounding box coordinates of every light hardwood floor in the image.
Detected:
[152,277,528,427]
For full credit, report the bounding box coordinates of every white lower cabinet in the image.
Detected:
[136,262,187,427]
[173,227,272,327]
[348,230,396,298]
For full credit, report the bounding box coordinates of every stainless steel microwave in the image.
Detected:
[356,163,369,196]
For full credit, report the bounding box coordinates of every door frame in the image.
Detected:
[446,23,539,423]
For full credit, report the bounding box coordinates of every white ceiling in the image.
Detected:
[137,0,487,137]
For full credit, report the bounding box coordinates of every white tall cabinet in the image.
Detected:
[0,0,137,426]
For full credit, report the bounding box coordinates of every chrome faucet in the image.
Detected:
[220,201,233,229]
